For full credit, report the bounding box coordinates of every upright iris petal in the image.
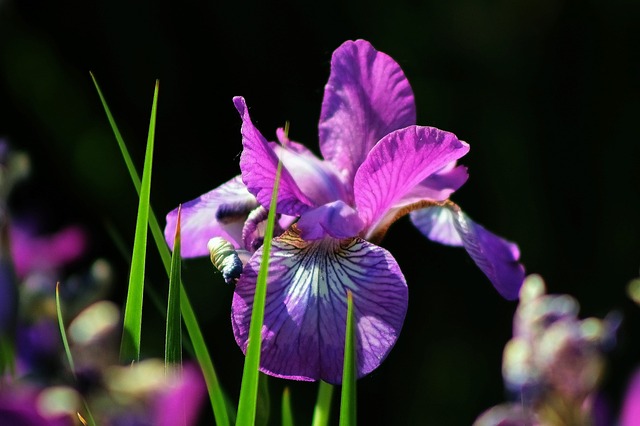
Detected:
[165,38,527,383]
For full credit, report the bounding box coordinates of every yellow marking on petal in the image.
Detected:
[367,199,449,244]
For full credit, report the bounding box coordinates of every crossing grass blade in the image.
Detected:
[236,160,282,426]
[119,80,158,363]
[91,73,232,426]
[311,381,334,426]
[55,283,97,426]
[339,290,357,426]
[165,205,182,368]
[281,387,294,426]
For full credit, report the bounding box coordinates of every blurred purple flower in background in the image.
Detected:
[0,140,206,426]
[165,39,525,384]
[474,274,620,426]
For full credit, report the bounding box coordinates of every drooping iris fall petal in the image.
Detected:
[231,229,408,384]
[411,205,524,299]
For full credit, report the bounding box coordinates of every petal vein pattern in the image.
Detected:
[319,40,416,187]
[354,126,469,231]
[231,230,408,384]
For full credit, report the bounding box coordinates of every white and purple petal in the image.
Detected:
[411,205,525,300]
[354,125,469,234]
[231,230,408,384]
[409,205,463,246]
[164,175,257,257]
[319,39,416,187]
[234,97,315,215]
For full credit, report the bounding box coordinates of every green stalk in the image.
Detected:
[119,80,158,363]
[236,161,282,425]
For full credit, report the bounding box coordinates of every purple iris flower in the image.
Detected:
[165,39,524,383]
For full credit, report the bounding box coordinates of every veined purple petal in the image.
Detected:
[164,175,257,257]
[234,97,315,215]
[232,230,408,384]
[354,126,469,233]
[296,201,365,240]
[411,204,525,300]
[319,39,416,188]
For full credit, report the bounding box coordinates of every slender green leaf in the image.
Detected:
[0,337,16,378]
[236,161,282,426]
[165,205,183,368]
[256,372,271,426]
[91,73,231,426]
[55,282,76,376]
[281,387,294,426]
[339,291,357,426]
[119,80,159,363]
[312,382,334,426]
[90,72,169,269]
[55,283,97,426]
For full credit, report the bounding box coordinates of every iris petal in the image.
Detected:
[354,126,469,234]
[409,205,463,246]
[234,97,315,215]
[319,39,416,188]
[231,230,408,384]
[164,175,257,257]
[411,205,525,300]
[296,201,365,240]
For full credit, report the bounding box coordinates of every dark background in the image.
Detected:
[1,0,639,424]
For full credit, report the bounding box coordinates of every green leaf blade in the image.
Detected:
[281,387,294,426]
[312,381,334,426]
[93,74,232,425]
[339,290,357,426]
[165,205,183,368]
[119,80,159,363]
[236,161,282,426]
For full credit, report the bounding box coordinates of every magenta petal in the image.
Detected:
[319,39,416,187]
[164,175,257,257]
[411,205,525,300]
[232,232,408,384]
[10,224,87,279]
[272,144,347,206]
[354,126,469,232]
[234,96,315,215]
[621,368,640,426]
[296,201,365,240]
[154,363,206,426]
[413,161,469,201]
